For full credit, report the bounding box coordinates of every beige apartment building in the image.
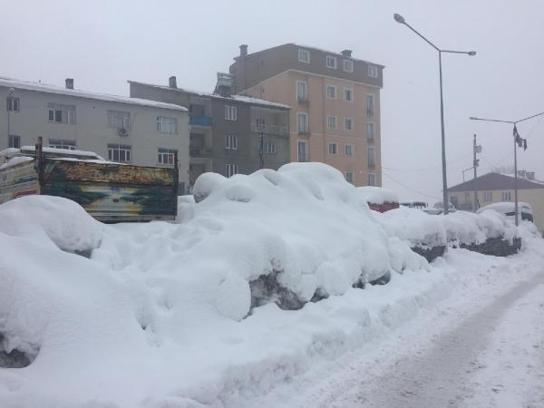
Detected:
[229,43,384,186]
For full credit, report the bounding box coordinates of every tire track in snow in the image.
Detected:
[317,273,544,408]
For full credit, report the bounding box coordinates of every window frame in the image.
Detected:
[326,85,337,99]
[297,140,308,162]
[48,139,76,150]
[107,143,132,163]
[325,55,338,69]
[108,110,131,130]
[8,134,21,148]
[297,112,309,133]
[368,64,379,78]
[327,115,337,129]
[225,163,239,177]
[344,117,353,131]
[224,105,238,121]
[296,80,308,101]
[345,144,353,156]
[156,116,178,134]
[298,48,310,63]
[367,122,375,142]
[225,134,239,150]
[368,173,376,186]
[157,148,177,165]
[328,143,337,155]
[48,103,76,125]
[7,96,20,112]
[345,171,353,183]
[366,94,375,118]
[343,59,354,73]
[368,145,376,167]
[344,87,353,102]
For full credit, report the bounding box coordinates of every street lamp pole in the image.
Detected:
[470,111,544,226]
[394,13,476,214]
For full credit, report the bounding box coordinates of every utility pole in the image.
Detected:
[473,134,481,211]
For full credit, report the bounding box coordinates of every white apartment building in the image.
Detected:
[1,77,190,192]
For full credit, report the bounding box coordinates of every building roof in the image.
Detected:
[235,43,385,68]
[448,172,544,192]
[0,77,187,112]
[128,80,290,109]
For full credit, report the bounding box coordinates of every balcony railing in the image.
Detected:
[251,124,289,135]
[190,147,213,157]
[190,115,213,127]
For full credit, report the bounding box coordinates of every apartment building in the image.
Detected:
[129,75,290,186]
[1,76,190,191]
[229,43,384,186]
[448,172,544,231]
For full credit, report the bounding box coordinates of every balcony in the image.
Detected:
[190,147,213,157]
[190,115,213,127]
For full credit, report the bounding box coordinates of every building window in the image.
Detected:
[225,163,238,177]
[368,173,376,186]
[344,88,353,102]
[297,140,308,162]
[298,48,310,63]
[189,104,205,116]
[367,95,375,118]
[7,96,20,112]
[157,148,177,165]
[327,115,337,129]
[345,171,353,183]
[225,134,238,150]
[108,110,131,130]
[368,146,376,167]
[368,65,379,78]
[48,103,76,124]
[325,55,338,69]
[108,144,132,162]
[328,143,337,155]
[297,112,309,133]
[255,118,266,131]
[501,191,512,201]
[345,144,353,156]
[343,60,354,73]
[156,116,178,134]
[8,135,20,148]
[326,85,337,99]
[296,80,308,102]
[224,105,238,121]
[344,117,353,130]
[367,123,375,142]
[483,191,493,202]
[264,142,278,154]
[48,139,76,150]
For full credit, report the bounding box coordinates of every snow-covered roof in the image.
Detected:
[288,43,386,68]
[0,77,187,112]
[128,80,291,109]
[0,145,104,160]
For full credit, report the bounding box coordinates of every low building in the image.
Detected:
[448,172,544,231]
[1,77,190,192]
[129,75,290,187]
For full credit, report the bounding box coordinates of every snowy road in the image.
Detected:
[248,268,544,408]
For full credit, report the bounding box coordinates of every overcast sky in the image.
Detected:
[1,0,543,202]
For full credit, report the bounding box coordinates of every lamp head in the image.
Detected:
[393,13,406,24]
[468,51,477,56]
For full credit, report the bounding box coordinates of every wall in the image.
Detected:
[242,70,381,187]
[1,86,190,191]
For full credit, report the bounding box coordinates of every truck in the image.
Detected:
[0,138,178,223]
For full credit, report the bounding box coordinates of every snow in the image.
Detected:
[0,77,187,111]
[0,156,33,170]
[357,186,399,204]
[129,80,291,109]
[0,162,542,408]
[477,200,533,215]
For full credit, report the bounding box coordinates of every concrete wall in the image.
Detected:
[243,70,381,187]
[1,85,190,192]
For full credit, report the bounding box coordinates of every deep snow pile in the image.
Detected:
[0,163,541,408]
[357,186,399,204]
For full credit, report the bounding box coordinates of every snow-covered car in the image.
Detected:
[477,201,534,223]
[425,201,457,215]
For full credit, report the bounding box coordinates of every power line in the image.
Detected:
[382,172,441,200]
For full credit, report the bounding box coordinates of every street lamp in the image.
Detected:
[470,111,544,226]
[394,13,476,214]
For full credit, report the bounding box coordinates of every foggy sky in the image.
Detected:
[1,0,543,202]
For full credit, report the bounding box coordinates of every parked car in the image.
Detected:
[477,201,534,223]
[0,138,179,223]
